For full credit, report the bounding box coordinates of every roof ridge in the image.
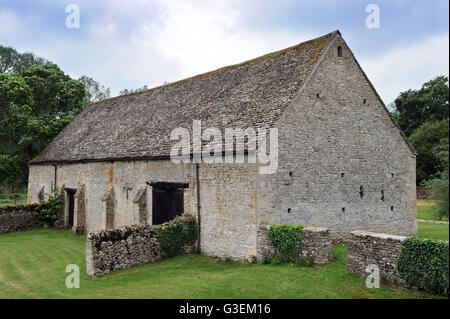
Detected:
[87,30,339,107]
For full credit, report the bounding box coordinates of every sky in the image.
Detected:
[0,0,448,105]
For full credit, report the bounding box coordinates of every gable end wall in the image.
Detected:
[258,36,416,239]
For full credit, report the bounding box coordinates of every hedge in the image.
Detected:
[268,224,304,263]
[397,237,449,296]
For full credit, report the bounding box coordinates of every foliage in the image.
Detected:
[423,135,449,219]
[397,237,449,296]
[391,75,449,137]
[78,75,111,106]
[157,217,197,257]
[295,258,315,268]
[0,63,86,189]
[409,120,449,184]
[37,188,60,225]
[270,255,283,265]
[268,224,304,263]
[0,45,48,74]
[120,85,149,95]
[260,255,272,264]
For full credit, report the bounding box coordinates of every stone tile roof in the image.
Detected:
[31,31,338,164]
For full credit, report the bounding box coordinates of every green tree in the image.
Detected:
[0,73,34,189]
[409,120,449,184]
[0,45,48,74]
[78,75,111,106]
[0,64,85,190]
[424,136,449,219]
[391,76,449,137]
[120,85,148,95]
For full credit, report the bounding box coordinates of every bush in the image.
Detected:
[270,255,283,265]
[268,224,304,263]
[424,135,449,219]
[157,217,197,257]
[397,237,449,296]
[38,188,60,225]
[261,255,272,265]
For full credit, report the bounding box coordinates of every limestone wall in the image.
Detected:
[257,225,333,265]
[0,205,43,234]
[259,34,417,239]
[86,215,196,277]
[29,158,259,260]
[347,230,406,284]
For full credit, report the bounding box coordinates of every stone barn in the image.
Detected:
[27,31,417,260]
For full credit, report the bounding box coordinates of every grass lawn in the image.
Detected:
[0,193,27,207]
[417,222,449,241]
[416,200,449,221]
[0,228,444,299]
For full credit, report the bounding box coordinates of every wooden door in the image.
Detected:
[152,186,184,225]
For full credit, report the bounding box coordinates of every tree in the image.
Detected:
[0,64,85,190]
[120,85,148,95]
[0,73,34,189]
[0,45,48,74]
[424,136,449,219]
[409,120,449,184]
[78,75,111,106]
[391,76,449,137]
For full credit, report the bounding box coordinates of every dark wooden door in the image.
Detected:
[152,186,184,225]
[67,191,75,228]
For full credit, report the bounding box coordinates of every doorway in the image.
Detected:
[65,188,76,229]
[151,183,186,225]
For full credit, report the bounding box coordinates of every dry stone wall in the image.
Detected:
[347,230,407,284]
[257,225,333,265]
[0,204,43,234]
[300,227,333,265]
[86,215,196,277]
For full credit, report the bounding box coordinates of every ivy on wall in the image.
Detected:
[157,217,197,257]
[268,224,304,263]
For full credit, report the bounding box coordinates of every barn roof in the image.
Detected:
[31,31,339,165]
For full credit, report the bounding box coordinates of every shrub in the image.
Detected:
[261,255,272,265]
[268,224,304,263]
[157,217,197,257]
[295,258,315,268]
[270,255,283,265]
[38,188,60,225]
[397,237,449,296]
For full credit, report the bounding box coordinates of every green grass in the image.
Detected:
[417,201,449,221]
[0,193,27,207]
[0,228,442,299]
[417,222,449,241]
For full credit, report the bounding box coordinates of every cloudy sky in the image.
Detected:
[1,0,448,105]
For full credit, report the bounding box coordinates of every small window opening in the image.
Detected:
[337,46,343,57]
[359,185,364,199]
[391,173,395,178]
[289,171,293,177]
[342,207,346,212]
[363,99,367,104]
[287,208,291,213]
[381,190,385,202]
[391,206,394,211]
[316,93,320,98]
[341,173,345,178]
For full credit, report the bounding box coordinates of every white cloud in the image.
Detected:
[360,33,449,105]
[152,0,311,81]
[0,10,23,39]
[24,0,311,96]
